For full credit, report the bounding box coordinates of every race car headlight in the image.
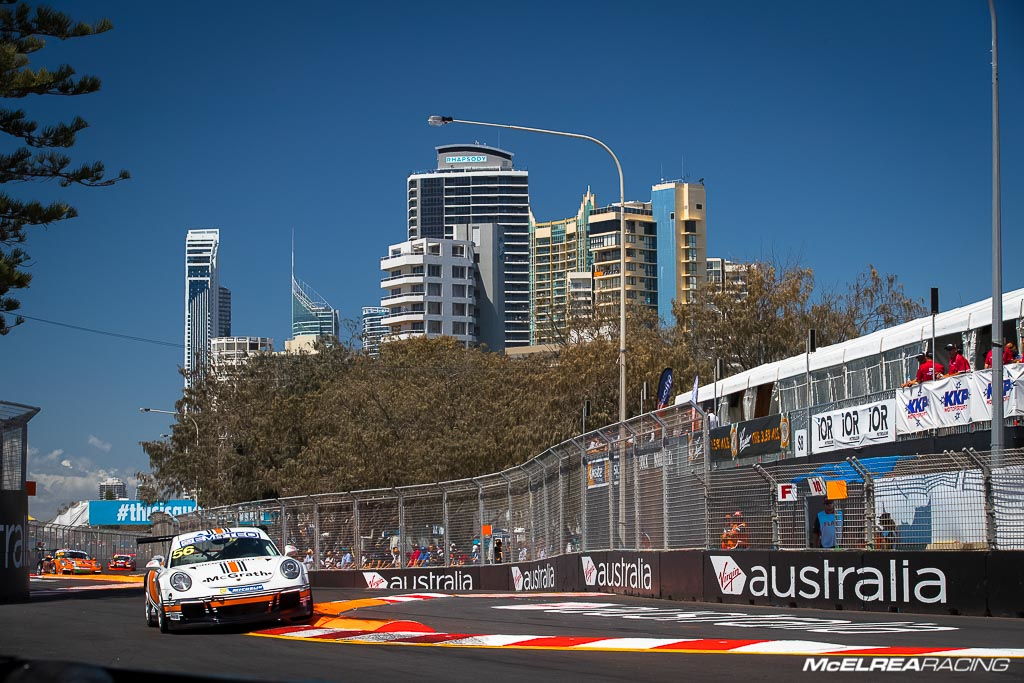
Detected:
[169,572,192,592]
[280,559,301,580]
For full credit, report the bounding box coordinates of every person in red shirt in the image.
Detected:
[910,352,944,384]
[985,342,1018,368]
[945,343,971,376]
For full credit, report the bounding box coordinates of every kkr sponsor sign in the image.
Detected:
[361,569,474,591]
[708,554,947,605]
[812,399,896,454]
[511,563,555,591]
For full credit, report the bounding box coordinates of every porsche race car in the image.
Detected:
[52,549,102,574]
[144,527,312,632]
[108,554,137,571]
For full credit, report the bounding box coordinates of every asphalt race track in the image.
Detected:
[2,577,1023,681]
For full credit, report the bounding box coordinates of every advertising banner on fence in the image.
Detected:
[897,367,1024,435]
[88,499,198,525]
[968,365,1024,422]
[811,398,896,454]
[709,415,790,461]
[897,375,975,435]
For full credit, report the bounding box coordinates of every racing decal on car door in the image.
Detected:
[220,561,247,574]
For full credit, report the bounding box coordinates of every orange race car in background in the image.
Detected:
[52,549,102,574]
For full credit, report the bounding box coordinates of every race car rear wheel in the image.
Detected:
[145,600,157,627]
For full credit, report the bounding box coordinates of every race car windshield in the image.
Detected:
[112,555,131,561]
[59,551,89,559]
[169,537,279,567]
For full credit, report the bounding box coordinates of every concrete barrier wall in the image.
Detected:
[311,550,1023,618]
[0,491,28,603]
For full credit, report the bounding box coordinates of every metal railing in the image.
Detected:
[173,402,1024,570]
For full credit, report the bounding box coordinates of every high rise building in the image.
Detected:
[407,144,530,351]
[380,231,477,346]
[706,257,748,293]
[651,181,707,322]
[530,190,595,345]
[360,306,388,356]
[589,202,658,318]
[184,229,223,383]
[98,477,127,500]
[291,277,339,339]
[217,286,232,337]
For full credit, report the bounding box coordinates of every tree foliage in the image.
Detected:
[142,261,924,506]
[0,2,128,334]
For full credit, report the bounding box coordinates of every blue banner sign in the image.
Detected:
[88,499,198,525]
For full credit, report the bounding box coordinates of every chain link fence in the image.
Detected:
[27,521,161,570]
[173,402,1024,570]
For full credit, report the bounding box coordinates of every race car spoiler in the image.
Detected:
[137,534,175,546]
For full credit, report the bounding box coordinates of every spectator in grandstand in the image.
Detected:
[518,545,528,562]
[720,511,749,550]
[390,547,400,567]
[493,538,504,563]
[340,548,353,569]
[303,548,315,569]
[470,542,480,564]
[944,343,971,376]
[985,341,1019,368]
[813,499,843,549]
[902,352,944,387]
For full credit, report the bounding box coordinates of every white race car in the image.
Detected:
[144,527,312,632]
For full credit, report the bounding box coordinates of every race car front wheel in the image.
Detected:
[145,600,157,628]
[157,603,170,633]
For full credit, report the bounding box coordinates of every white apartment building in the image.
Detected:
[210,336,274,375]
[380,233,477,346]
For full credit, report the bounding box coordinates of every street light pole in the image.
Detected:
[428,115,628,425]
[987,0,1004,455]
[140,407,200,501]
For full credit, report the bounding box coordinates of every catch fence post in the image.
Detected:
[439,483,449,567]
[395,488,405,569]
[474,479,484,564]
[578,441,589,552]
[753,465,779,549]
[557,456,565,556]
[847,457,875,550]
[311,497,320,570]
[279,500,288,552]
[962,448,996,550]
[349,493,361,569]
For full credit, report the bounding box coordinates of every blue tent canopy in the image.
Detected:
[791,455,912,484]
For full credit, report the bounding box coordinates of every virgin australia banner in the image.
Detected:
[896,366,1024,436]
[812,399,896,454]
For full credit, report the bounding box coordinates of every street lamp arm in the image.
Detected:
[430,115,628,423]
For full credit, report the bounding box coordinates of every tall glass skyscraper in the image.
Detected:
[407,144,530,351]
[291,276,339,338]
[184,229,226,383]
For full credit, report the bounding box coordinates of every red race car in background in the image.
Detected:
[108,554,137,571]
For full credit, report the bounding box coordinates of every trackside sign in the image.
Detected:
[511,563,555,591]
[709,554,947,604]
[581,554,654,592]
[361,569,474,591]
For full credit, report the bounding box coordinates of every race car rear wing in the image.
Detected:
[136,534,175,546]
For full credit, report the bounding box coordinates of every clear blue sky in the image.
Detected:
[5,0,1022,519]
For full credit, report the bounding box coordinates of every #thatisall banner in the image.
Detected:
[811,398,897,454]
[88,499,198,525]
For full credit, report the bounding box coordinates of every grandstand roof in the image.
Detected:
[678,287,1024,404]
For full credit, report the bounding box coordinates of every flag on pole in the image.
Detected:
[691,375,699,405]
[656,367,674,409]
